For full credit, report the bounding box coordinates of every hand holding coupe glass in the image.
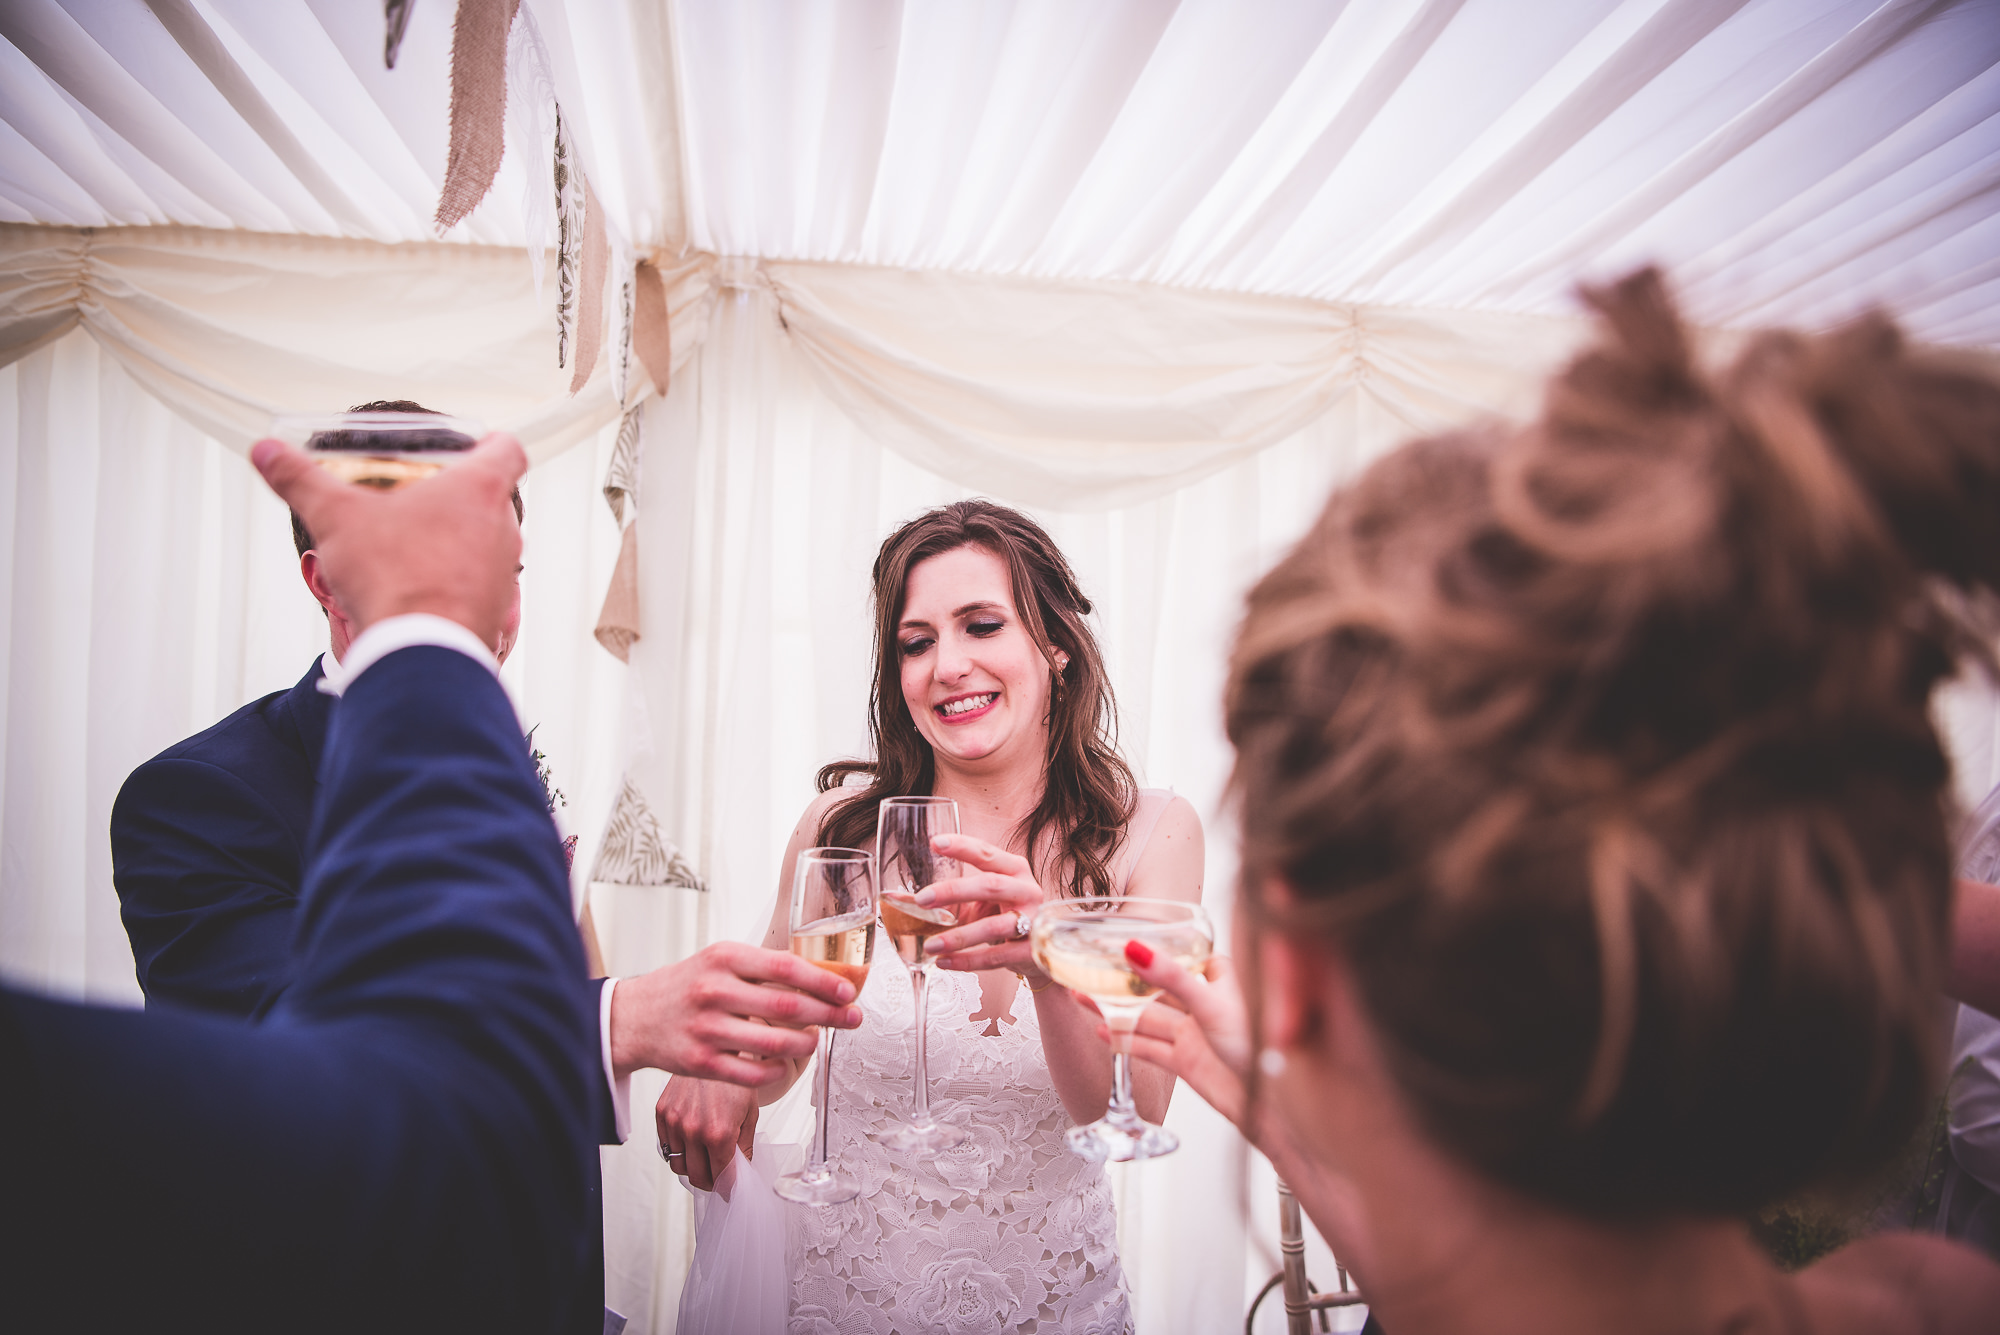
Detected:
[914,831,1214,1163]
[1095,948,1253,1132]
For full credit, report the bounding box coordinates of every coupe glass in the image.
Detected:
[873,796,969,1154]
[270,411,483,490]
[1031,897,1214,1162]
[773,847,877,1205]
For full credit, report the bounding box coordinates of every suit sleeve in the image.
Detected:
[2,646,602,1335]
[110,758,302,1016]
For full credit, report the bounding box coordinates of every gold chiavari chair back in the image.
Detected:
[1245,1179,1367,1335]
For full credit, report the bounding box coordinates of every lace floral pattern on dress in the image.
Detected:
[794,959,1133,1334]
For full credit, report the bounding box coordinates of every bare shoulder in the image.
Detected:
[1146,794,1204,861]
[1795,1233,2000,1335]
[762,787,867,949]
[1128,794,1205,904]
[793,786,853,840]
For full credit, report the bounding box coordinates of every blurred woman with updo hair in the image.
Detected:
[1114,269,2000,1332]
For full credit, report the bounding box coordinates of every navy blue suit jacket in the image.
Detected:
[112,660,615,1119]
[112,657,333,1017]
[2,646,604,1333]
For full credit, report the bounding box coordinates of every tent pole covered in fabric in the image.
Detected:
[3,4,1998,1332]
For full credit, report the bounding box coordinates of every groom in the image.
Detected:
[112,403,807,1145]
[112,402,527,1019]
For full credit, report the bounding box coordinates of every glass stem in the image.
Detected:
[910,965,934,1127]
[808,1023,837,1178]
[1108,1035,1139,1123]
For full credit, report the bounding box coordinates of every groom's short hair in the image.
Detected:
[290,399,523,556]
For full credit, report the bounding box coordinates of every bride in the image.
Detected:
[658,499,1203,1333]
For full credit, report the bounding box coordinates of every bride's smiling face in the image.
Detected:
[897,544,1055,773]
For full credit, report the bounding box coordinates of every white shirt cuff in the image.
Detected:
[601,976,632,1144]
[317,613,499,697]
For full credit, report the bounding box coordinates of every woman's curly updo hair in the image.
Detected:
[1226,269,2000,1218]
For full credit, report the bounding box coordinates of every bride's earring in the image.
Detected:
[1258,1048,1288,1078]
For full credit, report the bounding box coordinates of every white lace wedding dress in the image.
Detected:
[789,791,1173,1335]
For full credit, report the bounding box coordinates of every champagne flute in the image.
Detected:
[773,847,877,1205]
[874,796,969,1154]
[1031,897,1214,1162]
[270,411,482,490]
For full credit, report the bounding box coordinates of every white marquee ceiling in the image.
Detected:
[1,0,1997,344]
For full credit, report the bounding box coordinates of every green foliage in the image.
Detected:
[1749,1059,1971,1272]
[1749,1198,1860,1272]
[525,726,566,816]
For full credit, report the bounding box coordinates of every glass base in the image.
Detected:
[876,1117,969,1154]
[1065,1115,1179,1163]
[772,1167,860,1206]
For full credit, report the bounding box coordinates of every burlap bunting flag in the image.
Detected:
[434,0,520,232]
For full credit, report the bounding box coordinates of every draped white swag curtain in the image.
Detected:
[0,223,718,460]
[0,223,1608,501]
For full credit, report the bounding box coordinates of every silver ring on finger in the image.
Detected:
[1011,909,1033,940]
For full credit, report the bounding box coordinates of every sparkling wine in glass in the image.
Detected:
[1031,897,1214,1162]
[874,796,969,1154]
[270,411,482,490]
[773,847,877,1206]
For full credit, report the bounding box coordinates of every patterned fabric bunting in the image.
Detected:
[604,408,641,526]
[553,104,583,368]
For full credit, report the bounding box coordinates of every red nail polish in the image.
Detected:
[1124,940,1154,968]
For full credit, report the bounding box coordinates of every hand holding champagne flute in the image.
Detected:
[774,847,877,1206]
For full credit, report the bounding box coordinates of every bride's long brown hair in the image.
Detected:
[817,501,1136,897]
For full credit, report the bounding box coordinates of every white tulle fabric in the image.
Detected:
[792,959,1130,1335]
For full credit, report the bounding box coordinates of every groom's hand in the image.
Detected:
[608,942,862,1085]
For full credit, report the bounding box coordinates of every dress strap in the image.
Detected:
[1112,788,1176,895]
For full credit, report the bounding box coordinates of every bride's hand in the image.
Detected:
[1091,948,1253,1129]
[915,833,1048,982]
[656,1075,759,1193]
